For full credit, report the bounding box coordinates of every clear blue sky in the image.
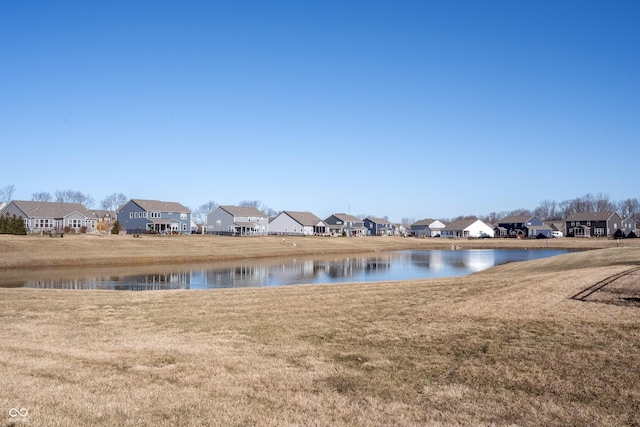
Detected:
[2,1,638,222]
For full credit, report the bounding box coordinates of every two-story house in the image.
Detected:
[324,213,366,236]
[565,212,622,237]
[363,217,393,236]
[622,217,637,237]
[494,215,551,238]
[116,199,192,235]
[207,205,269,235]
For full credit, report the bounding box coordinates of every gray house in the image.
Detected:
[363,217,393,236]
[0,200,97,233]
[565,211,622,238]
[207,205,269,235]
[622,217,637,237]
[117,199,192,235]
[269,211,327,236]
[324,213,367,236]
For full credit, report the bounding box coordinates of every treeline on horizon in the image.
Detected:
[1,185,638,227]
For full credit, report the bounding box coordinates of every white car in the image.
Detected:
[551,231,563,238]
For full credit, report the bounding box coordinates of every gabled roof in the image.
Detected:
[130,199,190,213]
[327,213,361,223]
[499,214,533,224]
[219,205,267,218]
[365,217,391,225]
[565,211,619,222]
[545,221,565,231]
[444,218,480,231]
[7,201,94,219]
[411,218,435,227]
[281,211,324,226]
[91,209,115,219]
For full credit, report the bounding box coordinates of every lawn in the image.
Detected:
[1,237,639,426]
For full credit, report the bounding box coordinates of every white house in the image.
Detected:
[441,218,494,238]
[269,211,327,236]
[411,218,446,237]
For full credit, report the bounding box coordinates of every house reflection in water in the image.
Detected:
[12,249,570,291]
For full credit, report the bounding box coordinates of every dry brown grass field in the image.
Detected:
[1,235,640,426]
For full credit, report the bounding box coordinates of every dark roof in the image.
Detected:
[499,214,533,223]
[565,211,618,222]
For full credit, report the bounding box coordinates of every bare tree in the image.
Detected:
[594,192,616,212]
[262,207,280,218]
[193,201,219,224]
[0,184,15,203]
[32,191,53,202]
[100,193,128,211]
[55,190,94,208]
[239,200,277,216]
[238,200,262,209]
[401,217,415,227]
[482,211,507,224]
[618,198,640,222]
[533,200,559,221]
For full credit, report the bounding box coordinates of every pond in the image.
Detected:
[0,249,573,291]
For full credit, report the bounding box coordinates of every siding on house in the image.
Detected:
[363,217,393,236]
[324,213,366,236]
[207,205,269,235]
[565,212,622,237]
[117,199,192,234]
[442,219,494,238]
[495,215,544,237]
[410,218,446,237]
[1,200,97,233]
[269,211,327,236]
[622,217,637,237]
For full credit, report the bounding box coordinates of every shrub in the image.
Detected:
[111,221,121,235]
[0,213,26,235]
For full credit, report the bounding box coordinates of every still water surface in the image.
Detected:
[0,249,572,291]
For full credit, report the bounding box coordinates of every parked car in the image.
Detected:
[551,231,563,238]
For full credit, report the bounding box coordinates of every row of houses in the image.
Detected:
[1,199,637,238]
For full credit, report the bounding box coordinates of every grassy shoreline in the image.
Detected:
[0,233,632,269]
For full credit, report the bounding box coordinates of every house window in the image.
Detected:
[216,220,222,226]
[571,222,575,226]
[594,228,605,236]
[68,219,82,228]
[130,212,133,219]
[587,221,591,226]
[180,213,187,220]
